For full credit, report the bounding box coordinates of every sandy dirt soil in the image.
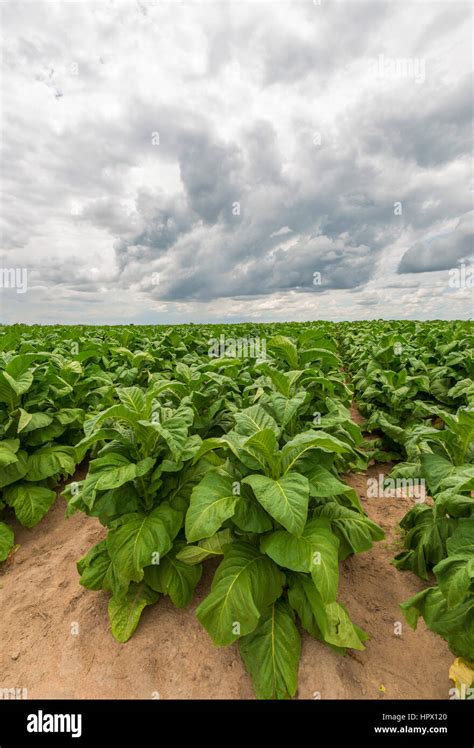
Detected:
[0,459,453,700]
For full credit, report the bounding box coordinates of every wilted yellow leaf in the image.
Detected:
[449,658,474,689]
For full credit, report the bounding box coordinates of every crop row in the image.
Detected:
[342,320,474,664]
[0,320,472,696]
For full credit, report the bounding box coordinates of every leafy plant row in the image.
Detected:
[1,320,471,695]
[61,325,386,698]
[341,320,474,664]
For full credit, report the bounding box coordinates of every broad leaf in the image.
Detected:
[176,529,236,565]
[434,555,474,608]
[26,445,76,482]
[280,431,349,474]
[196,541,285,646]
[0,522,14,562]
[107,503,182,582]
[145,542,202,607]
[4,483,56,528]
[261,518,339,602]
[108,582,159,643]
[239,600,301,699]
[186,470,239,542]
[233,405,279,439]
[243,472,309,536]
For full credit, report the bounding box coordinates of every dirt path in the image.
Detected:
[0,456,453,700]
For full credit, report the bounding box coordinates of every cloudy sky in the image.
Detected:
[0,0,472,324]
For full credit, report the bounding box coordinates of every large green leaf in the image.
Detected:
[287,572,367,650]
[186,470,239,542]
[117,386,146,413]
[145,542,202,607]
[233,405,279,439]
[84,403,143,436]
[0,369,33,409]
[263,391,307,428]
[401,587,474,661]
[314,503,384,560]
[5,352,50,378]
[88,485,141,525]
[74,428,128,462]
[447,518,474,555]
[94,455,155,491]
[433,555,474,608]
[299,347,340,368]
[287,572,326,640]
[420,453,454,493]
[454,409,474,464]
[307,465,351,497]
[257,364,303,396]
[233,489,273,534]
[108,582,159,643]
[0,439,20,467]
[4,483,56,528]
[324,601,368,650]
[77,539,130,595]
[0,522,14,562]
[239,600,301,699]
[267,335,299,369]
[176,529,236,565]
[243,472,309,536]
[196,541,285,646]
[0,450,28,487]
[394,509,454,579]
[150,413,191,462]
[165,455,217,513]
[26,445,76,482]
[280,431,349,474]
[261,518,339,602]
[308,520,340,603]
[17,409,53,434]
[107,503,182,583]
[77,540,113,590]
[241,429,279,475]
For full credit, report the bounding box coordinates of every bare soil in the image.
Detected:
[0,454,453,700]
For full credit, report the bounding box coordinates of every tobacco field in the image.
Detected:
[0,320,472,699]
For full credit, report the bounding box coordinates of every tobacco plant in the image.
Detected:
[179,399,384,698]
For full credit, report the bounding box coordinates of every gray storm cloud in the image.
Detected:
[1,0,472,323]
[398,212,474,274]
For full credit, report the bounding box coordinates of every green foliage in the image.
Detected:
[0,350,86,547]
[8,320,471,695]
[401,518,474,660]
[343,319,473,661]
